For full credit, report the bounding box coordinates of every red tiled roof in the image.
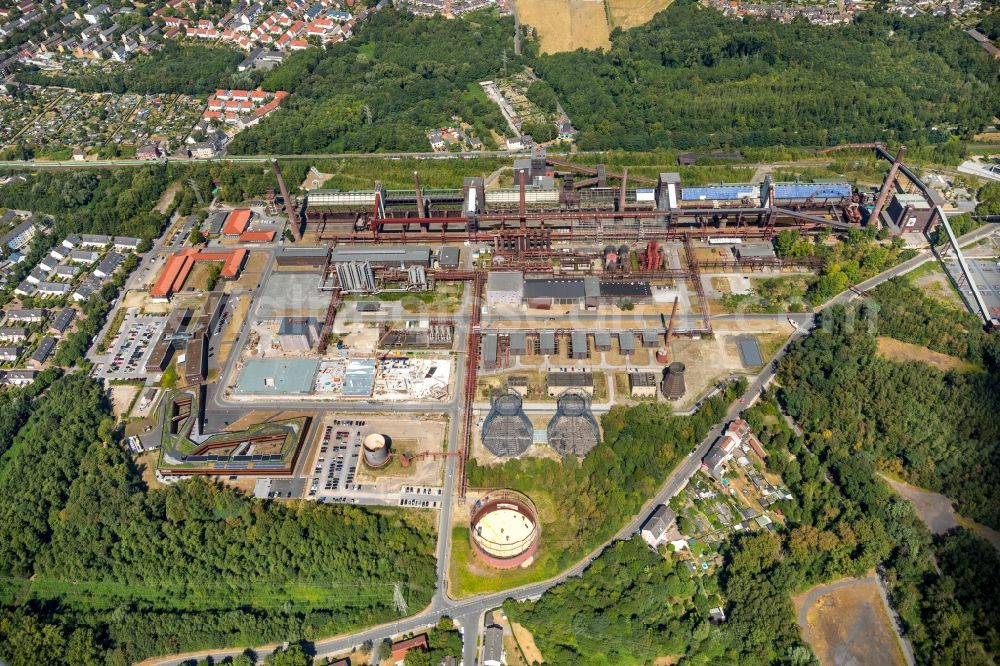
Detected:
[222,209,252,236]
[240,230,276,243]
[392,634,429,662]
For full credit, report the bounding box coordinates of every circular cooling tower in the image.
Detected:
[470,490,540,568]
[362,433,391,468]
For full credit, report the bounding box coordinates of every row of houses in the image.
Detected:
[8,5,161,65]
[157,0,358,53]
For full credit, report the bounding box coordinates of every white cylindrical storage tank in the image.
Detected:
[362,433,391,468]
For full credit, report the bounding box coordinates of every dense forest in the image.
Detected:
[532,1,998,150]
[507,538,728,664]
[229,9,514,154]
[0,167,170,241]
[780,279,1000,529]
[15,43,249,95]
[0,375,439,664]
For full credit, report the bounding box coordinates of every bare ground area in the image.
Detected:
[154,181,182,214]
[109,385,139,419]
[135,450,165,490]
[881,475,1000,552]
[609,0,672,29]
[793,576,906,666]
[515,0,610,53]
[876,337,977,373]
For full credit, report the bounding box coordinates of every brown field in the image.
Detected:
[510,621,545,664]
[794,576,906,666]
[609,0,672,29]
[180,261,213,292]
[876,337,977,373]
[515,0,610,53]
[109,384,139,419]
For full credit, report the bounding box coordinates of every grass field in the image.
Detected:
[876,337,979,373]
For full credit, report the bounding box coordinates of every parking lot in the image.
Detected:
[102,314,166,380]
[309,421,364,499]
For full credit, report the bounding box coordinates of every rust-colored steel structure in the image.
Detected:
[272,159,301,242]
[868,145,906,228]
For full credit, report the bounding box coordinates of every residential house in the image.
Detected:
[48,307,75,336]
[80,234,112,248]
[29,335,55,367]
[1,220,37,251]
[5,308,46,323]
[3,369,37,386]
[68,249,100,265]
[94,251,123,278]
[36,281,72,297]
[0,328,29,343]
[640,504,680,547]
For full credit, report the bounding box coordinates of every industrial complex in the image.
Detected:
[104,143,982,587]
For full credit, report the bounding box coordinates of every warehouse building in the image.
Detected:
[887,193,934,233]
[275,246,328,270]
[618,332,636,355]
[439,247,460,268]
[539,331,556,355]
[594,330,612,352]
[642,330,661,348]
[482,333,499,369]
[509,331,527,356]
[328,246,431,268]
[569,331,589,359]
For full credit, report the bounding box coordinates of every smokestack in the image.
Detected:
[518,169,526,228]
[618,167,628,213]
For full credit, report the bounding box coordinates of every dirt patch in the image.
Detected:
[881,475,1000,552]
[229,251,269,292]
[609,0,672,29]
[109,385,140,419]
[876,337,976,373]
[154,181,182,214]
[510,622,545,664]
[135,450,165,490]
[515,0,610,54]
[793,576,906,666]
